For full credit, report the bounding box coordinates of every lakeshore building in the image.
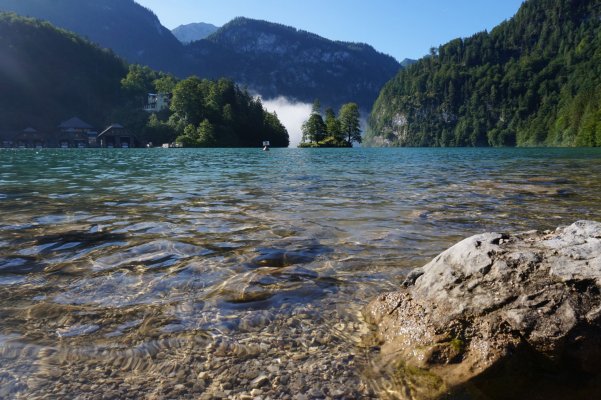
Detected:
[98,123,140,148]
[0,117,144,148]
[144,93,171,113]
[57,116,96,148]
[1,127,50,149]
[14,127,44,149]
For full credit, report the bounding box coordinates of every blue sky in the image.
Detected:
[136,0,524,61]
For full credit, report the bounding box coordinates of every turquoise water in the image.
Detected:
[1,148,600,398]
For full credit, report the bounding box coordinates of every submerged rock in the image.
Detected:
[365,220,601,399]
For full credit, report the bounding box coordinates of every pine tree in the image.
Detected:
[324,108,344,145]
[339,103,362,146]
[301,99,327,144]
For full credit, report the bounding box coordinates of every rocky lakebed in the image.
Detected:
[4,221,600,400]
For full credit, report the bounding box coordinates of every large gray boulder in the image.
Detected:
[365,221,601,398]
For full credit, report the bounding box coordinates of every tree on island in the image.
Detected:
[299,100,361,147]
[301,100,327,144]
[322,107,347,146]
[339,103,362,146]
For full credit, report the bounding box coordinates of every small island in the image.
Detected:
[299,100,362,148]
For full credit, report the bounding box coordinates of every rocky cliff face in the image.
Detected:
[365,221,601,399]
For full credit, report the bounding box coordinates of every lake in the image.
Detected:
[1,147,600,399]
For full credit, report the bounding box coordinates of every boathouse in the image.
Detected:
[2,119,141,148]
[17,127,46,148]
[57,117,96,148]
[0,127,47,148]
[98,123,140,148]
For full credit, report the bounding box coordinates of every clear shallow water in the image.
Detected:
[1,147,600,399]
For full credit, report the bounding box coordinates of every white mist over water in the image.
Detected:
[261,96,312,148]
[261,95,370,147]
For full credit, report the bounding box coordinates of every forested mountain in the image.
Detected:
[0,1,401,111]
[0,13,127,131]
[172,22,219,44]
[185,17,401,111]
[0,0,185,73]
[0,13,289,147]
[365,0,601,147]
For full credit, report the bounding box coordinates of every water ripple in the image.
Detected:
[0,147,600,397]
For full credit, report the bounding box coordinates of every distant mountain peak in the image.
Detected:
[400,58,417,67]
[172,22,218,44]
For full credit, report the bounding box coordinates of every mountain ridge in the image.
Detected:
[185,17,401,110]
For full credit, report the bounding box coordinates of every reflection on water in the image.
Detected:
[1,148,601,399]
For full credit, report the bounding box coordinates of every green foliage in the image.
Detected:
[0,2,400,111]
[339,103,362,145]
[144,113,175,146]
[120,65,175,108]
[325,108,344,143]
[153,75,177,94]
[301,100,327,144]
[171,77,289,147]
[121,65,155,101]
[176,119,217,147]
[0,0,400,110]
[366,0,601,147]
[300,100,360,147]
[170,76,207,127]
